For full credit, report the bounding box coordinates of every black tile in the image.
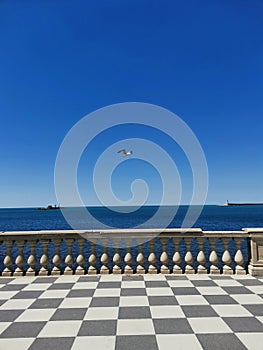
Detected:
[243,304,263,316]
[0,284,28,291]
[223,317,263,332]
[204,295,238,305]
[182,305,219,318]
[78,320,117,336]
[122,276,144,281]
[0,310,24,322]
[171,287,200,295]
[0,321,46,338]
[89,297,119,307]
[11,291,43,299]
[237,279,263,286]
[145,281,169,288]
[29,337,75,350]
[119,307,151,319]
[97,282,121,289]
[121,288,147,296]
[33,277,57,283]
[50,308,87,320]
[165,276,188,280]
[190,280,217,287]
[116,335,158,350]
[78,276,100,282]
[0,278,15,284]
[148,296,178,306]
[29,298,63,309]
[222,286,253,294]
[153,318,193,334]
[66,289,95,298]
[48,283,75,290]
[197,334,247,350]
[209,276,232,280]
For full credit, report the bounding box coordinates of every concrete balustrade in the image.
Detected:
[0,228,263,276]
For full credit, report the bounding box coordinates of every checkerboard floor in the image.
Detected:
[0,274,263,350]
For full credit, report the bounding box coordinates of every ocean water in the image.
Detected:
[0,205,262,272]
[1,205,263,232]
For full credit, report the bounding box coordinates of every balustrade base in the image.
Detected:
[248,264,263,276]
[51,268,61,276]
[75,267,85,275]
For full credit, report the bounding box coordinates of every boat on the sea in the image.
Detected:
[222,200,263,207]
[36,204,61,210]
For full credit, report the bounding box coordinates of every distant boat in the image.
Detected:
[221,200,263,207]
[36,204,61,210]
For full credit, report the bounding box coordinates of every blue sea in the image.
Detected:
[1,205,263,272]
[1,205,263,232]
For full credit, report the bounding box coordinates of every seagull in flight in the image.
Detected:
[117,149,133,156]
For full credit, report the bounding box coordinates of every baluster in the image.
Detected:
[2,240,13,276]
[100,237,109,274]
[235,249,246,275]
[14,240,25,276]
[26,239,36,276]
[172,237,182,274]
[136,244,145,274]
[51,238,62,276]
[148,238,157,274]
[39,239,50,276]
[184,238,195,274]
[221,238,233,275]
[88,241,97,275]
[196,238,207,274]
[64,238,74,275]
[75,238,85,275]
[160,237,169,274]
[209,237,220,274]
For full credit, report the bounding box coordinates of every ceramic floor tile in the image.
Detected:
[72,336,115,350]
[212,305,253,317]
[29,298,63,309]
[116,335,158,350]
[153,318,193,334]
[120,288,146,296]
[0,338,35,350]
[0,291,19,299]
[58,297,91,308]
[121,281,145,288]
[38,290,69,299]
[50,308,87,321]
[0,299,35,310]
[15,309,56,322]
[0,321,46,338]
[157,334,202,350]
[213,279,242,287]
[188,317,232,333]
[78,320,117,336]
[22,283,51,291]
[243,304,263,316]
[29,337,75,350]
[71,282,98,289]
[237,333,263,350]
[38,320,82,337]
[182,305,219,318]
[167,280,195,287]
[119,296,149,307]
[84,307,118,320]
[93,288,120,297]
[148,296,178,305]
[223,317,263,332]
[246,285,263,294]
[197,333,247,350]
[0,310,24,322]
[89,297,119,307]
[119,306,151,319]
[176,295,209,305]
[146,287,173,296]
[150,305,185,318]
[231,294,263,304]
[196,287,227,295]
[117,319,155,335]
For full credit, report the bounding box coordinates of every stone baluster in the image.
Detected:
[75,238,85,275]
[26,239,37,276]
[39,239,50,276]
[124,237,133,274]
[14,240,25,276]
[172,237,182,274]
[184,238,195,274]
[234,249,246,274]
[88,241,97,275]
[51,238,62,276]
[64,238,74,275]
[148,238,157,274]
[2,240,13,276]
[196,238,207,274]
[136,244,145,274]
[221,238,233,275]
[160,237,169,274]
[209,237,220,274]
[100,238,110,274]
[112,237,122,274]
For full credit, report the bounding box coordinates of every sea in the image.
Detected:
[1,205,263,232]
[0,205,263,271]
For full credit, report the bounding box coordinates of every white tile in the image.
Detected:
[38,320,82,337]
[188,317,232,333]
[84,307,118,320]
[0,338,35,350]
[15,308,56,322]
[8,277,36,284]
[256,316,263,324]
[144,275,167,281]
[176,295,209,305]
[54,275,80,283]
[157,334,202,350]
[150,305,185,318]
[237,333,263,350]
[72,336,115,350]
[38,290,69,298]
[212,305,253,317]
[72,282,98,289]
[167,280,194,287]
[196,287,227,295]
[0,299,34,310]
[0,291,19,299]
[59,297,92,308]
[119,296,149,307]
[231,294,263,304]
[232,275,254,280]
[93,288,120,297]
[213,279,242,286]
[117,319,155,335]
[146,287,173,296]
[0,322,12,334]
[187,275,211,280]
[100,275,122,282]
[22,283,51,291]
[246,285,263,294]
[121,281,145,288]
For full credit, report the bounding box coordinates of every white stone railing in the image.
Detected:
[0,228,262,276]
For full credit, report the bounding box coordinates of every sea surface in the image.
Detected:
[0,205,263,232]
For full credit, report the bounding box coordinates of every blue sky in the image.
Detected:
[0,0,263,207]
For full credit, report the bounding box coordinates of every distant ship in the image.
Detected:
[36,204,61,210]
[222,200,263,207]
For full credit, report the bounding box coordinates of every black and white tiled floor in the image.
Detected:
[0,274,263,349]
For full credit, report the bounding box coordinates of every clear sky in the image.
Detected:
[0,0,263,208]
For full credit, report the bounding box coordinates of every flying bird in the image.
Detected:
[117,149,133,156]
